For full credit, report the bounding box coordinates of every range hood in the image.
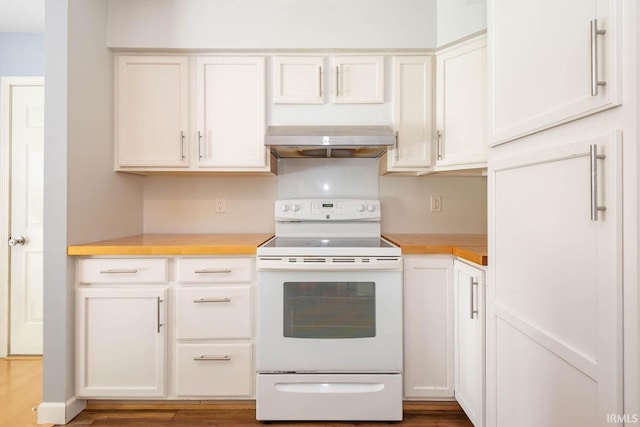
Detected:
[265,125,395,158]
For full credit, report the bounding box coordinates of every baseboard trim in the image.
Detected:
[37,397,86,425]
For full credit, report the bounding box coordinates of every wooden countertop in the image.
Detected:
[67,234,274,256]
[382,234,488,266]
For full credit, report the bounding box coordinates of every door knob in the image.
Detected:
[8,236,26,246]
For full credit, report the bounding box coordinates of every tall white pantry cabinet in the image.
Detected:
[487,1,637,426]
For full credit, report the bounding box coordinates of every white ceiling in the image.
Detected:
[0,0,44,32]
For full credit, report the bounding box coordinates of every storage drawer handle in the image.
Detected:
[193,297,231,303]
[194,268,232,274]
[99,268,138,274]
[194,355,231,361]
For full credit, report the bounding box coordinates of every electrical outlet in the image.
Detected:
[430,195,442,213]
[215,197,226,213]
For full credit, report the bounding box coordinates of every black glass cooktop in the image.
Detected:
[261,237,395,249]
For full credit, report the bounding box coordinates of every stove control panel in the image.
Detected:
[275,199,381,221]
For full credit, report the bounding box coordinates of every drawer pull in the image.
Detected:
[193,297,231,303]
[194,355,231,361]
[99,268,138,274]
[194,268,232,274]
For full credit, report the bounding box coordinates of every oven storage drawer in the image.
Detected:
[177,257,253,283]
[77,258,168,284]
[176,343,253,397]
[256,373,402,421]
[175,287,251,339]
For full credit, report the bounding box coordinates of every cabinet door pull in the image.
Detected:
[193,297,231,303]
[590,144,607,221]
[590,19,607,96]
[194,268,232,274]
[470,277,479,319]
[157,297,164,333]
[193,355,231,361]
[180,131,186,160]
[99,268,138,274]
[335,65,340,97]
[437,130,443,160]
[319,65,323,97]
[198,131,204,160]
[394,131,399,161]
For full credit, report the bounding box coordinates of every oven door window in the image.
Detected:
[283,282,375,339]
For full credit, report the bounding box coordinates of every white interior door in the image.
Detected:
[8,81,44,355]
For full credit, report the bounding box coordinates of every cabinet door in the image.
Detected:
[76,287,168,397]
[333,56,384,104]
[273,56,324,104]
[115,56,189,168]
[454,260,485,427]
[403,256,454,398]
[196,57,268,169]
[386,56,434,172]
[436,37,488,169]
[489,0,621,145]
[488,131,622,426]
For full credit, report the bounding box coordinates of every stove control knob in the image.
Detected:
[280,203,290,212]
[291,203,300,212]
[367,204,376,212]
[357,204,366,212]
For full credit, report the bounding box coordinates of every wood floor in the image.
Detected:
[0,357,472,426]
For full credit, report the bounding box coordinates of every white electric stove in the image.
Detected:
[255,198,403,421]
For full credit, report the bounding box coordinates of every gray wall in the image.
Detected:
[0,32,44,130]
[43,0,144,411]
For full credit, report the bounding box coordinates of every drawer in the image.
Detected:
[177,258,253,284]
[175,287,251,339]
[176,343,253,397]
[77,258,168,284]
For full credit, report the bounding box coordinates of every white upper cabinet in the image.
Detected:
[489,0,621,145]
[384,56,434,172]
[196,57,268,170]
[333,56,385,104]
[272,56,324,104]
[436,36,488,169]
[115,56,189,168]
[115,55,272,174]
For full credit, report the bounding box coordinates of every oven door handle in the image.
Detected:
[257,258,402,271]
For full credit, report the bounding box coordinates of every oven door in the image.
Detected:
[256,260,402,373]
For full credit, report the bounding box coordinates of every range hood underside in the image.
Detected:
[265,125,395,159]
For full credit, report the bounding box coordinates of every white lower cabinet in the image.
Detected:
[75,256,256,400]
[403,255,454,398]
[454,260,485,427]
[176,343,252,397]
[76,287,168,398]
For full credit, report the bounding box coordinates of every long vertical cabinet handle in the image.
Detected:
[437,130,443,160]
[590,144,607,221]
[319,66,323,98]
[590,19,607,96]
[157,297,164,333]
[394,131,399,161]
[335,66,340,97]
[180,131,186,160]
[469,277,479,319]
[198,131,204,160]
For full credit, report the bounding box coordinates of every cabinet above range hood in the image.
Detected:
[265,125,395,158]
